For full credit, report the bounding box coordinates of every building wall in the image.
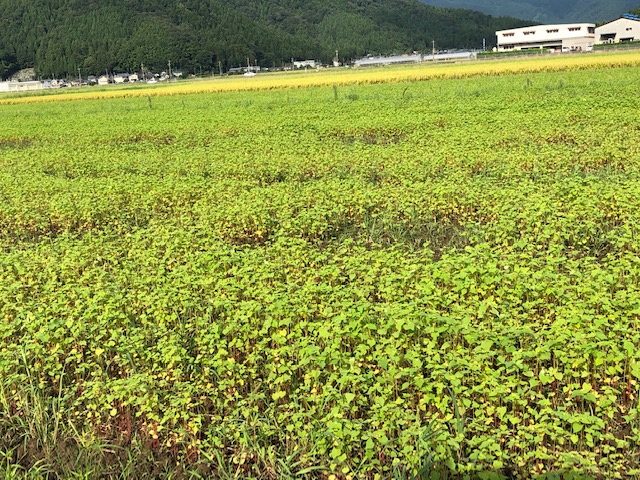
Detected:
[595,18,640,43]
[562,37,595,52]
[496,24,595,52]
[0,81,43,92]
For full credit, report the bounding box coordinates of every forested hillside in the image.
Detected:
[0,0,528,78]
[419,0,639,24]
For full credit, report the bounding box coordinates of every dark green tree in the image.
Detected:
[0,49,18,79]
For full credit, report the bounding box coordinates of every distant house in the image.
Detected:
[496,23,595,52]
[128,73,139,82]
[293,60,317,69]
[50,79,67,88]
[595,14,640,44]
[113,73,129,84]
[98,75,110,86]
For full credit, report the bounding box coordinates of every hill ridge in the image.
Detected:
[418,0,640,24]
[0,0,529,78]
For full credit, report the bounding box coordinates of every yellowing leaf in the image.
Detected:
[272,390,286,401]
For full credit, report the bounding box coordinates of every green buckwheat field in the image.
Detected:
[2,54,640,479]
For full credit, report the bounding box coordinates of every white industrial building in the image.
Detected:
[496,23,595,52]
[0,81,44,93]
[595,14,640,44]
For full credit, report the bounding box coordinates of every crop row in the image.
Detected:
[1,51,640,105]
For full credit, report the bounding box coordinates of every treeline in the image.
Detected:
[0,0,530,78]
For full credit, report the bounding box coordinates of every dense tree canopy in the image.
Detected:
[0,0,529,78]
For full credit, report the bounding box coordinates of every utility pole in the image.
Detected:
[168,60,172,81]
[432,40,435,62]
[77,67,81,85]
